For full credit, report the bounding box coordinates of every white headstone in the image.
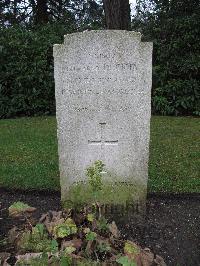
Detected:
[54,30,152,212]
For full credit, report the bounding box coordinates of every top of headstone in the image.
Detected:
[64,29,141,36]
[53,30,147,56]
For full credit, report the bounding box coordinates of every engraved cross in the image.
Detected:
[88,122,118,160]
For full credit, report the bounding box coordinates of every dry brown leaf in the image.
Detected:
[92,218,98,231]
[71,253,84,260]
[9,207,36,218]
[15,252,43,264]
[0,252,11,266]
[71,238,83,249]
[72,211,87,225]
[85,240,94,256]
[25,207,37,213]
[39,212,49,223]
[39,211,65,235]
[61,238,82,250]
[154,255,167,266]
[7,226,21,245]
[0,252,11,261]
[15,252,60,265]
[138,249,154,266]
[96,235,109,245]
[108,221,120,238]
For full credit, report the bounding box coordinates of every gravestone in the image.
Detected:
[54,30,152,215]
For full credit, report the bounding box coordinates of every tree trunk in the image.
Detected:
[35,0,48,24]
[103,0,131,30]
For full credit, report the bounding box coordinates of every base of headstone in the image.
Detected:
[61,181,147,222]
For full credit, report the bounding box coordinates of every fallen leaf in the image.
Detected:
[138,249,154,266]
[109,221,120,238]
[7,226,21,245]
[9,208,36,218]
[154,255,167,266]
[15,252,43,264]
[61,238,82,250]
[85,240,93,256]
[39,211,65,235]
[0,252,11,266]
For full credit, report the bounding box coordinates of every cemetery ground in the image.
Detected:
[0,115,200,265]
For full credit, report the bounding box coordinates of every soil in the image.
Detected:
[0,189,200,266]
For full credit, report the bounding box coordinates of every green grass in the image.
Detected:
[148,116,200,193]
[0,116,60,190]
[0,116,199,193]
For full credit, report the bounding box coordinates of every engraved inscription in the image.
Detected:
[68,104,134,112]
[64,63,136,72]
[61,53,139,113]
[62,85,137,96]
[63,76,136,85]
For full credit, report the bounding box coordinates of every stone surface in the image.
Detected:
[54,30,153,208]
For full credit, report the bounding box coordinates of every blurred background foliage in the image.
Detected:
[0,0,199,118]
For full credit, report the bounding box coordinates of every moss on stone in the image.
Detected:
[62,180,146,210]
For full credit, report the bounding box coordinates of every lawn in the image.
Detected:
[0,116,199,193]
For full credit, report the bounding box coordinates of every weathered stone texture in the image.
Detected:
[54,30,152,205]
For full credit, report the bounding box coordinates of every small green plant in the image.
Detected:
[64,246,76,255]
[86,160,104,194]
[9,201,30,210]
[116,256,137,266]
[97,217,109,232]
[53,224,71,238]
[87,213,95,222]
[51,239,59,253]
[97,242,111,253]
[60,255,72,266]
[35,223,45,239]
[5,205,167,265]
[53,218,77,238]
[18,226,52,252]
[85,231,97,241]
[8,201,36,217]
[124,241,140,256]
